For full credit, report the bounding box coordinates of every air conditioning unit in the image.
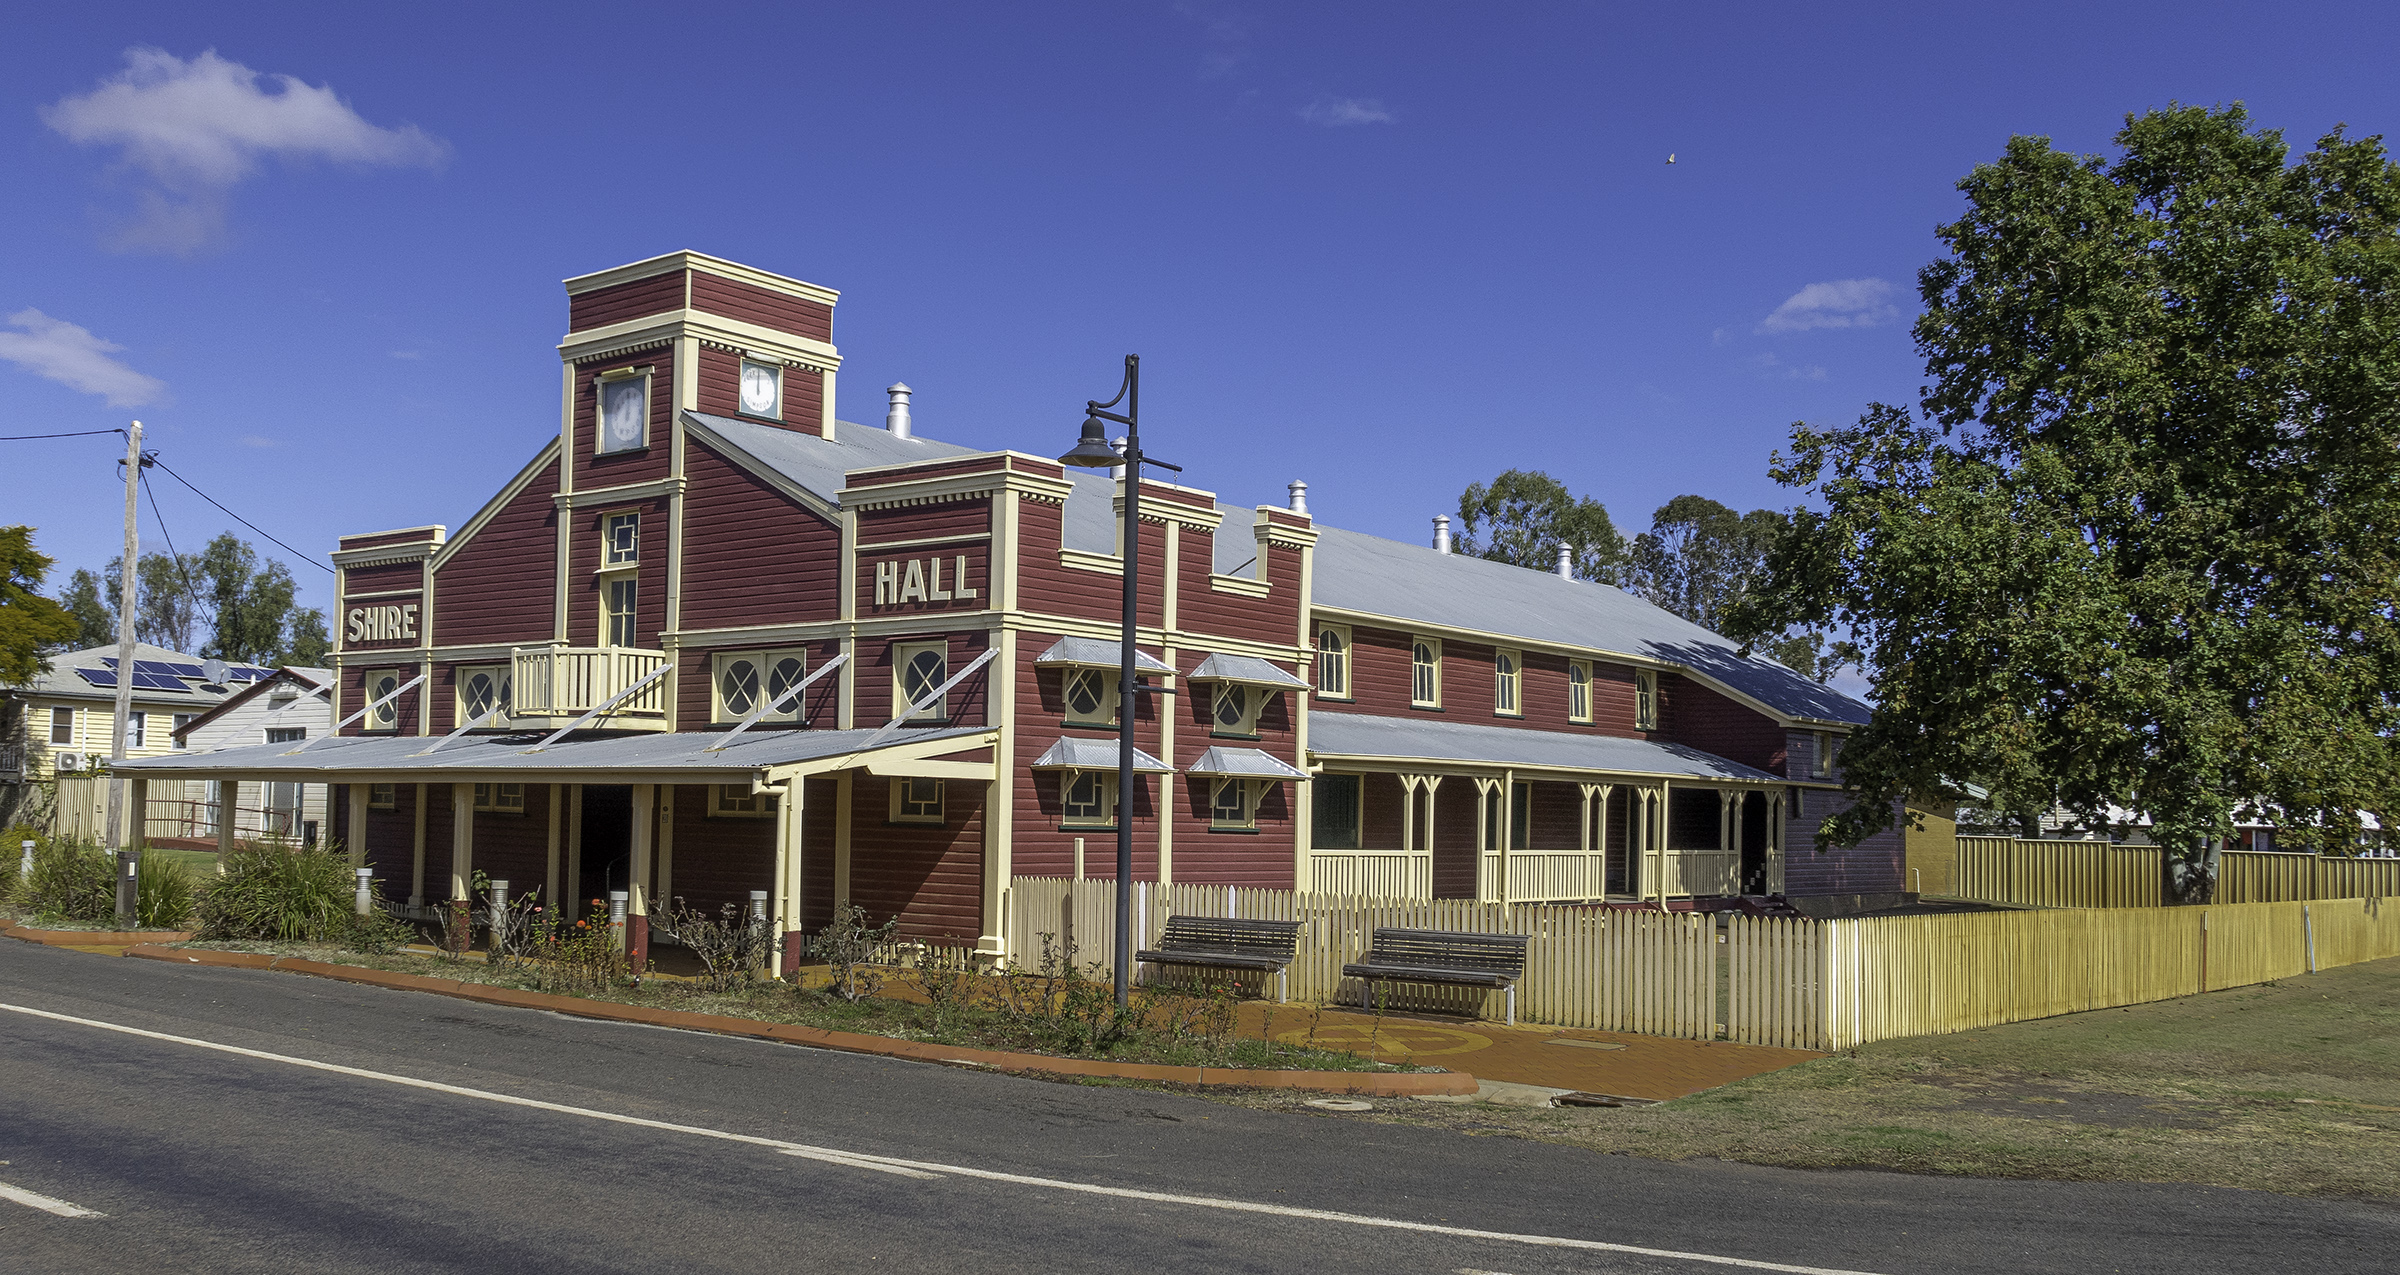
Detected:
[54,752,87,773]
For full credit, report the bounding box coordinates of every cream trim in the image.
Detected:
[1208,574,1271,598]
[563,251,840,308]
[560,312,838,371]
[856,531,992,552]
[679,413,840,520]
[1059,548,1122,577]
[340,587,426,601]
[332,547,437,568]
[839,468,1074,513]
[553,476,687,509]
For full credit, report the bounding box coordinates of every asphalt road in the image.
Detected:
[0,940,2392,1275]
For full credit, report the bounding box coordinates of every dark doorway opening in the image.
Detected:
[580,785,632,905]
[1740,792,1771,894]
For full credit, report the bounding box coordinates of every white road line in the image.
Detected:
[0,1180,106,1218]
[2,1001,1879,1274]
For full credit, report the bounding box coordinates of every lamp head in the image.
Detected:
[1058,416,1121,469]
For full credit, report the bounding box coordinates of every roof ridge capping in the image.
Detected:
[562,250,840,307]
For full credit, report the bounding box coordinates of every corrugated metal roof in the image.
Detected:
[1187,746,1310,780]
[1186,652,1310,689]
[1308,712,1782,783]
[1028,736,1172,773]
[1032,637,1176,674]
[1312,527,1868,725]
[115,725,989,779]
[13,642,256,709]
[688,413,979,505]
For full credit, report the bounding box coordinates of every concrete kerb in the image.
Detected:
[5,923,198,947]
[119,946,1476,1098]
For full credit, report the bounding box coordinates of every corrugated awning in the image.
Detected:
[1029,736,1172,774]
[1032,636,1176,674]
[1186,652,1310,689]
[111,725,996,784]
[1307,712,1781,783]
[1186,746,1310,781]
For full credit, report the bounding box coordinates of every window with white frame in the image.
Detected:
[1209,777,1255,831]
[712,649,811,724]
[473,782,526,814]
[891,775,945,823]
[603,512,640,566]
[361,669,405,732]
[1567,660,1592,723]
[711,784,774,818]
[1316,624,1351,700]
[604,576,638,647]
[1210,680,1264,738]
[1060,770,1118,828]
[172,712,196,749]
[894,642,948,722]
[1634,669,1658,731]
[127,711,145,750]
[1062,667,1115,726]
[1410,638,1441,708]
[265,728,306,745]
[456,664,513,725]
[1494,649,1522,717]
[1813,731,1834,777]
[369,783,397,811]
[50,706,73,745]
[596,369,650,454]
[739,359,783,420]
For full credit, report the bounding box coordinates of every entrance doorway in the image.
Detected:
[579,785,632,906]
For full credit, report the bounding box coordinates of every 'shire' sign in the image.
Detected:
[345,603,419,643]
[872,555,978,607]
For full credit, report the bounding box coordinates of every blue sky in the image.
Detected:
[6,1,2397,629]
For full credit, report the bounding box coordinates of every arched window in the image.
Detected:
[1567,661,1591,723]
[1410,638,1441,708]
[1494,650,1520,717]
[1316,626,1350,698]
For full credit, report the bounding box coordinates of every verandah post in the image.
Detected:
[448,782,474,951]
[628,783,655,972]
[347,783,369,871]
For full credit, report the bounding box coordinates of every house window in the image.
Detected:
[362,669,404,732]
[456,664,513,725]
[1494,649,1521,717]
[1312,773,1361,850]
[473,783,526,814]
[1210,777,1255,831]
[1509,782,1531,850]
[711,785,774,818]
[127,711,145,750]
[1061,770,1117,828]
[891,775,945,823]
[49,706,73,745]
[1211,681,1263,738]
[369,783,397,811]
[1634,669,1658,731]
[713,650,810,724]
[1410,638,1441,708]
[172,712,197,749]
[739,359,783,419]
[265,728,306,745]
[1316,625,1351,700]
[596,370,649,454]
[603,512,640,566]
[894,642,948,722]
[1813,732,1834,777]
[1567,661,1592,723]
[1063,667,1115,726]
[605,576,638,647]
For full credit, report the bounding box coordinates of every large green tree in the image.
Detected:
[1730,105,2400,900]
[1455,470,1627,583]
[57,533,328,666]
[0,527,76,686]
[1625,495,1840,680]
[56,567,112,649]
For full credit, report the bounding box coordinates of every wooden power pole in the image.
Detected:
[103,420,141,850]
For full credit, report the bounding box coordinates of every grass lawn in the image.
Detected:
[1228,956,2400,1199]
[145,849,220,876]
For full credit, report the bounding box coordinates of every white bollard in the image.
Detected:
[748,890,769,924]
[355,868,375,917]
[608,890,629,951]
[18,839,32,881]
[488,879,510,946]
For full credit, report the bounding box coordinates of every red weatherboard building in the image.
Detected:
[126,252,1895,967]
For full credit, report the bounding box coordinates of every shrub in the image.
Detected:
[134,851,198,929]
[648,896,773,993]
[198,842,358,942]
[21,837,115,923]
[807,904,897,1002]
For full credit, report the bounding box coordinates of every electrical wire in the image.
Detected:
[148,457,333,574]
[0,428,126,441]
[138,464,214,636]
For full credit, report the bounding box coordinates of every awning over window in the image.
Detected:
[1029,736,1173,774]
[1185,652,1310,690]
[1185,746,1310,781]
[1032,636,1176,675]
[1307,712,1781,783]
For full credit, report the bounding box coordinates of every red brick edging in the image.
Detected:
[4,924,197,947]
[119,945,1475,1097]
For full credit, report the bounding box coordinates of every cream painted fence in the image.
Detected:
[1953,837,2400,908]
[1730,897,2400,1051]
[1003,877,1717,1038]
[1305,849,1433,898]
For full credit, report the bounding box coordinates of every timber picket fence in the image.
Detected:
[1953,836,2400,909]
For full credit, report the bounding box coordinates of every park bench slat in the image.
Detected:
[1340,926,1530,1024]
[1135,915,1304,1000]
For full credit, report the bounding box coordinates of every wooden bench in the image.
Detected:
[1342,927,1530,1025]
[1135,915,1305,1002]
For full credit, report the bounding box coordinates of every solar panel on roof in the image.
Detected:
[76,667,118,688]
[130,671,189,691]
[134,659,202,677]
[228,667,272,680]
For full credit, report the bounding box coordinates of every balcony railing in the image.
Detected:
[511,645,669,726]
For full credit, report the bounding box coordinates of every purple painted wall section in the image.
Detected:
[1782,790,1905,896]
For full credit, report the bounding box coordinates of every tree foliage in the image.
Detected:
[57,532,327,665]
[1730,105,2400,900]
[56,568,112,649]
[0,527,75,686]
[1624,496,1842,680]
[1455,470,1627,583]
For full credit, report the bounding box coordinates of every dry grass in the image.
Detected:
[1221,956,2400,1200]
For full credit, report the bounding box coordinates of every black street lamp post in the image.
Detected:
[1058,354,1180,1008]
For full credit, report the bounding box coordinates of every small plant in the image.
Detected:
[345,904,418,956]
[908,944,982,1030]
[648,896,773,993]
[515,898,628,994]
[134,851,198,929]
[198,842,358,941]
[807,903,898,1002]
[20,836,115,923]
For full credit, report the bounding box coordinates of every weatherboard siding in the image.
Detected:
[689,270,833,343]
[571,351,675,488]
[694,344,825,437]
[568,270,685,333]
[431,457,560,650]
[678,439,839,630]
[846,775,985,944]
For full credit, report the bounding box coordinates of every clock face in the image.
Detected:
[601,378,645,449]
[741,362,779,416]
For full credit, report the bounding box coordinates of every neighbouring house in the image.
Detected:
[164,667,334,848]
[0,642,276,836]
[118,251,1898,968]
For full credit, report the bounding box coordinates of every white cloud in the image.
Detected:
[1298,95,1393,127]
[42,48,449,253]
[0,309,167,407]
[1758,278,1900,334]
[1752,352,1827,381]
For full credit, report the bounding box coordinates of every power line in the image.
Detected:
[1,428,125,441]
[148,457,334,575]
[137,463,214,635]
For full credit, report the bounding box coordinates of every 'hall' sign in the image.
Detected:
[346,602,420,643]
[870,555,979,608]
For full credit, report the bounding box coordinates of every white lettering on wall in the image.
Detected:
[871,556,980,608]
[344,602,421,644]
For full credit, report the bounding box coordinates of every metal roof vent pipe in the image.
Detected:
[1557,544,1574,579]
[885,383,914,438]
[1287,480,1308,516]
[1432,514,1452,554]
[1110,436,1128,482]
